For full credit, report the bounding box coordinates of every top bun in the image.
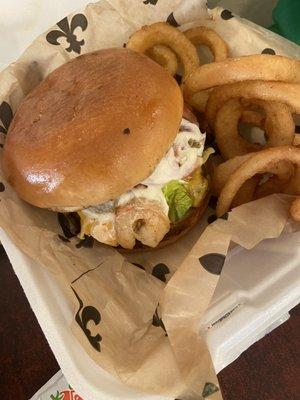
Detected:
[3,48,183,210]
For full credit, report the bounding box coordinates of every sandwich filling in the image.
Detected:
[79,118,212,248]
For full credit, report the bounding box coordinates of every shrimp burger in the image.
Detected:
[2,48,212,250]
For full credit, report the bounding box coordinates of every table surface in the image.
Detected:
[0,244,299,400]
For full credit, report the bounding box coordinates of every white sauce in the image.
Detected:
[143,119,205,185]
[82,118,205,222]
[116,185,169,215]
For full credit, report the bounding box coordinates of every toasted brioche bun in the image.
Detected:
[3,48,183,209]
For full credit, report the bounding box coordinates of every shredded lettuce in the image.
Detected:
[162,180,193,223]
[161,145,213,223]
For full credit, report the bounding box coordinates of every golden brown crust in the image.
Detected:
[3,48,183,209]
[119,191,210,253]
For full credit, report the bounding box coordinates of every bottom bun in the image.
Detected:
[118,191,211,253]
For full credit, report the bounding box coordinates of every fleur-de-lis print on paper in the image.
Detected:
[152,305,167,335]
[46,14,88,54]
[72,287,102,352]
[0,101,13,135]
[143,0,159,4]
[202,381,219,398]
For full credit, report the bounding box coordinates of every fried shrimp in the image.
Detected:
[115,199,170,249]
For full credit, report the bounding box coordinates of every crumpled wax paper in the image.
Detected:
[0,1,299,399]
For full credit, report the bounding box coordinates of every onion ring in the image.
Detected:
[213,151,294,202]
[184,26,228,62]
[215,99,260,159]
[240,100,266,127]
[214,99,295,159]
[206,81,300,127]
[145,26,228,80]
[214,147,295,210]
[212,153,294,196]
[232,177,260,208]
[254,174,294,199]
[283,163,300,194]
[294,133,300,146]
[254,157,295,199]
[290,198,300,221]
[184,55,300,98]
[212,153,252,196]
[126,22,199,80]
[147,45,178,75]
[241,109,264,127]
[212,153,259,206]
[180,27,228,111]
[188,90,212,113]
[216,146,300,217]
[264,103,295,146]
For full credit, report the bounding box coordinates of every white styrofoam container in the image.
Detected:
[200,232,300,372]
[1,228,300,400]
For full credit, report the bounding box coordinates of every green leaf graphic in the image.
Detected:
[50,391,62,400]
